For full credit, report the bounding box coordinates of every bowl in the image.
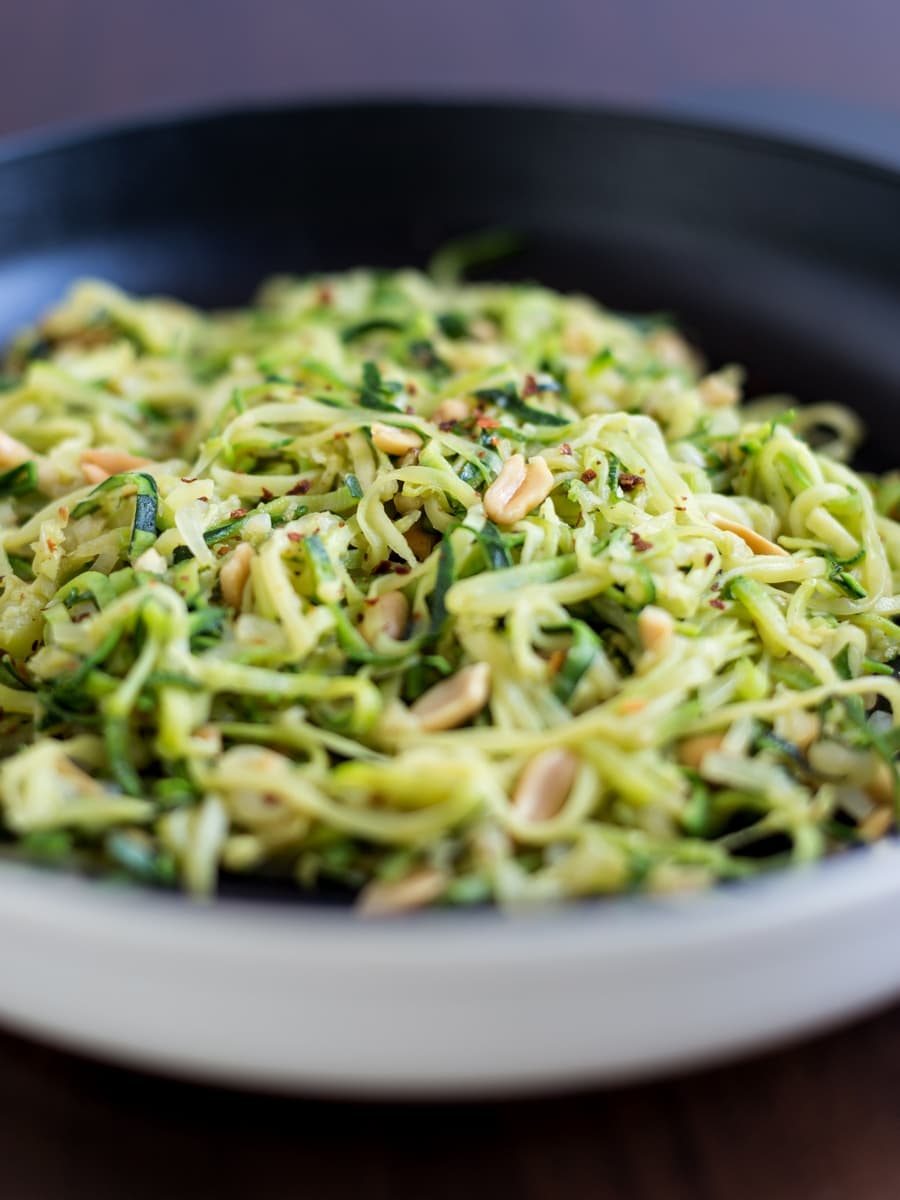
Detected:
[2,101,900,1094]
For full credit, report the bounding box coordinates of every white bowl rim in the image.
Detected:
[1,839,899,967]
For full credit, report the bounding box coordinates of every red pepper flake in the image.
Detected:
[198,496,209,503]
[405,404,415,414]
[704,552,714,566]
[674,505,686,512]
[489,436,499,448]
[476,416,501,429]
[46,540,56,553]
[230,508,248,519]
[546,648,567,676]
[287,531,303,543]
[216,545,230,557]
[260,488,274,502]
[288,480,311,495]
[316,285,333,306]
[618,473,645,491]
[559,442,572,456]
[522,373,539,398]
[581,469,597,483]
[407,383,418,396]
[394,564,412,576]
[710,597,726,610]
[630,532,653,552]
[438,420,457,432]
[180,476,198,484]
[374,560,392,575]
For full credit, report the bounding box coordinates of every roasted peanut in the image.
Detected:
[638,605,675,655]
[80,447,151,482]
[357,866,447,915]
[432,397,471,425]
[677,733,725,770]
[774,709,820,752]
[405,523,437,560]
[0,430,31,468]
[699,372,739,408]
[411,662,491,731]
[860,805,894,842]
[361,591,410,643]
[483,454,554,525]
[512,749,579,822]
[220,542,254,610]
[647,329,701,372]
[371,423,423,455]
[709,512,788,557]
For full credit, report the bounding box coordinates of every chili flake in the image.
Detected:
[618,473,645,491]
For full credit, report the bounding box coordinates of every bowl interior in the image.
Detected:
[1,102,899,906]
[2,103,900,466]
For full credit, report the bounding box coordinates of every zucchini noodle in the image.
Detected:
[1,268,899,911]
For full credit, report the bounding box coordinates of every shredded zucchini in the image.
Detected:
[1,268,899,911]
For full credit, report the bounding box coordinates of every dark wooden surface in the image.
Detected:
[3,6,900,1198]
[2,1003,900,1200]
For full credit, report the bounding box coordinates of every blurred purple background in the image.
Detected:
[2,0,899,161]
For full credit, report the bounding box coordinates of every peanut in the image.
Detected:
[432,397,471,425]
[677,733,725,770]
[371,423,423,456]
[220,542,254,610]
[411,662,491,732]
[512,749,579,822]
[699,372,739,408]
[647,329,701,372]
[866,760,895,807]
[638,605,675,655]
[0,430,31,468]
[361,591,409,643]
[80,447,151,482]
[405,523,437,560]
[860,806,894,842]
[774,709,820,752]
[357,866,447,916]
[709,512,788,557]
[483,454,555,525]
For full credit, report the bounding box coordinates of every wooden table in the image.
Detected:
[2,1005,899,1200]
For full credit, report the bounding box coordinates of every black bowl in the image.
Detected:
[2,100,900,466]
[3,99,900,904]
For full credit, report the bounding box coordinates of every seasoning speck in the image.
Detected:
[618,473,645,491]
